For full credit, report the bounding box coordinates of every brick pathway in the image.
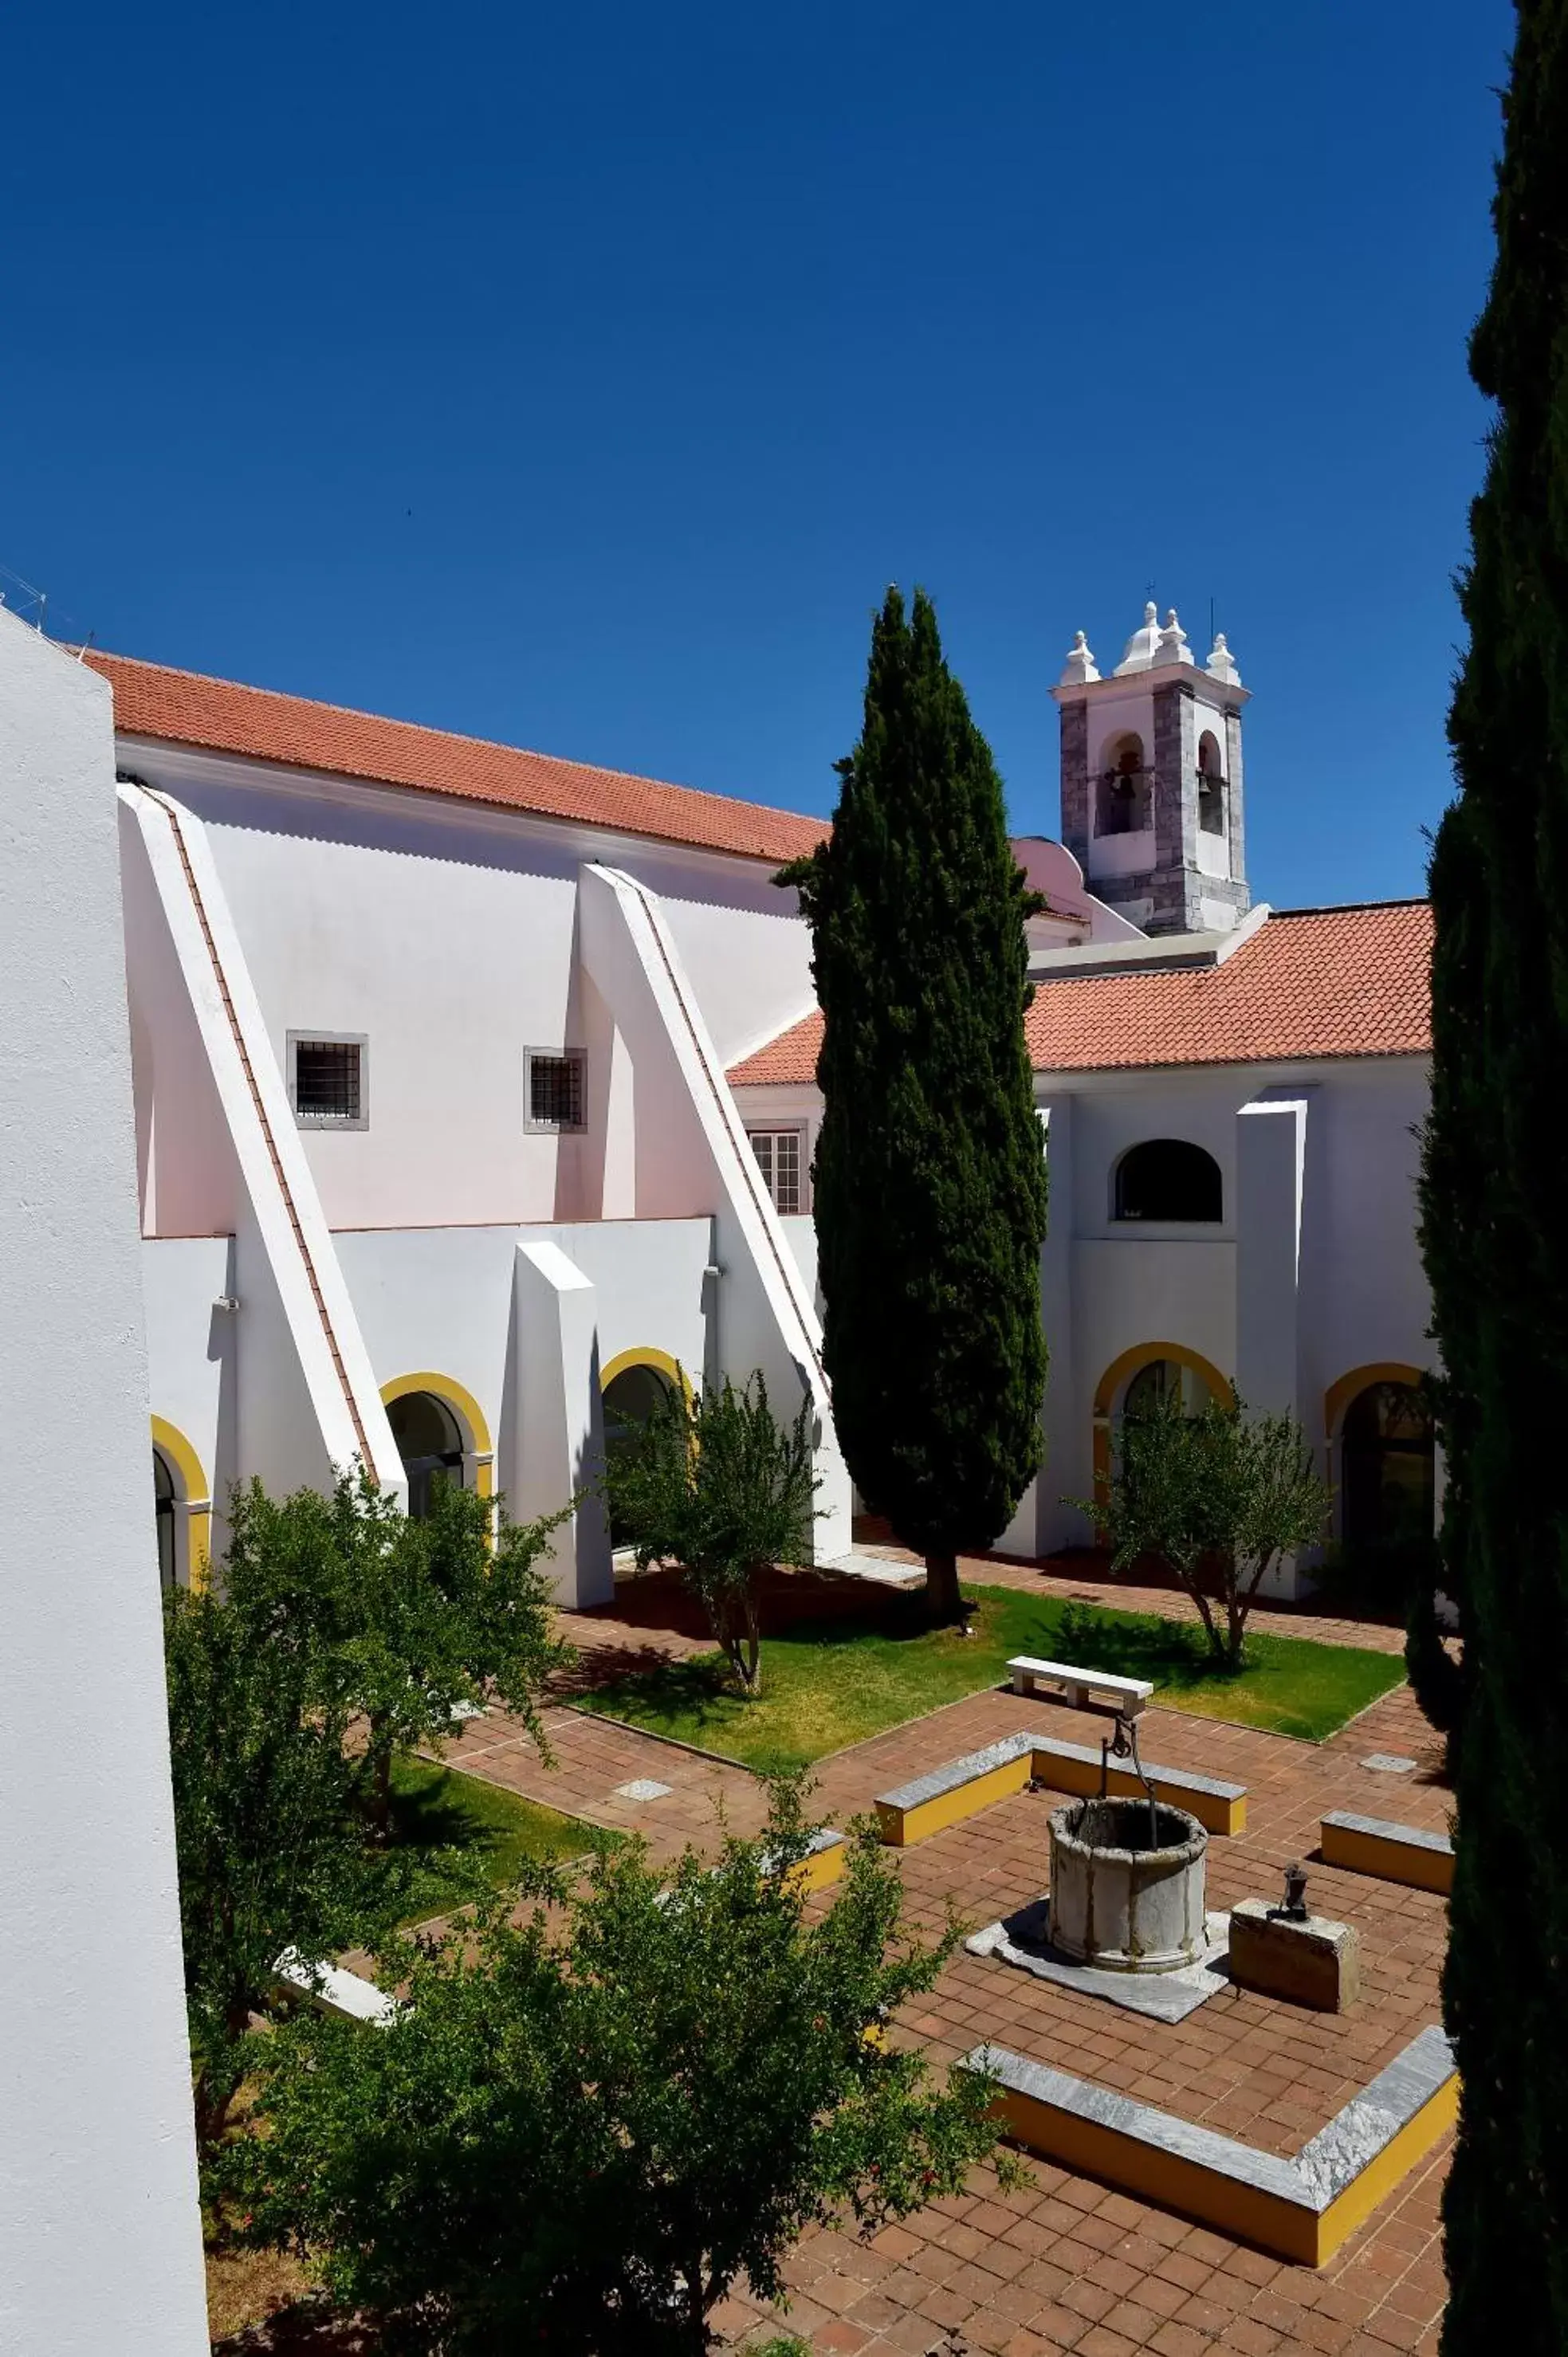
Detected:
[442,1627,1452,2354]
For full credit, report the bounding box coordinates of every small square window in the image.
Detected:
[748,1127,804,1216]
[289,1034,367,1129]
[525,1049,587,1133]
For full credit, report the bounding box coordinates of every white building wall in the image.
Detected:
[0,617,208,2353]
[117,745,815,1236]
[737,1052,1435,1573]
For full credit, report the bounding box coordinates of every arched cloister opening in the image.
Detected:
[149,1415,211,1592]
[599,1348,688,1550]
[1326,1365,1435,1558]
[380,1373,494,1522]
[1090,1342,1230,1510]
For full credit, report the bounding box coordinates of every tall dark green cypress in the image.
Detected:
[780,587,1047,1622]
[1420,8,1568,2345]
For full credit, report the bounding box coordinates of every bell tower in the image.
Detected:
[1052,603,1250,937]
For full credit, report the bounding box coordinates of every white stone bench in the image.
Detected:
[272,1947,399,2028]
[1007,1656,1153,1718]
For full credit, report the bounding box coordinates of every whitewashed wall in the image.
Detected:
[119,744,813,1236]
[0,618,208,2352]
[737,1051,1436,1573]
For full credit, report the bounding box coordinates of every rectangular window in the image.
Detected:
[748,1127,804,1216]
[288,1033,367,1129]
[525,1049,587,1133]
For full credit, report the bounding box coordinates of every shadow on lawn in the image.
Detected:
[1047,1598,1251,1687]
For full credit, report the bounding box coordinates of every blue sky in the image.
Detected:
[3,0,1510,907]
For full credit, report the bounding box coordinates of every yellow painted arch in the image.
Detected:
[380,1371,495,1499]
[1323,1361,1428,1441]
[150,1414,212,1592]
[1091,1341,1231,1506]
[599,1345,694,1401]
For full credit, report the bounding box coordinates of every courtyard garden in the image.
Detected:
[570,1581,1406,1770]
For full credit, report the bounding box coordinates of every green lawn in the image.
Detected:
[386,1754,604,1919]
[572,1585,1405,1771]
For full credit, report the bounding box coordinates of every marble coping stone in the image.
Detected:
[758,1825,847,1874]
[876,1731,1246,1816]
[969,2021,1455,2218]
[1321,1810,1452,1857]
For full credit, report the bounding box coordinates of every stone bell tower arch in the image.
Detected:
[1053,603,1251,937]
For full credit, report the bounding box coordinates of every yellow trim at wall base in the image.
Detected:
[1321,1815,1454,1898]
[984,2037,1457,2269]
[995,2082,1316,2261]
[874,1738,1247,1848]
[1311,2076,1459,2262]
[1032,1743,1247,1838]
[876,1754,1035,1848]
[785,1834,848,1896]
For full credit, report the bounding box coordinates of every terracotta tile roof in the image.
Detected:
[85,649,828,864]
[726,902,1432,1085]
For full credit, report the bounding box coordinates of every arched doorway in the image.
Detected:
[149,1415,212,1591]
[600,1350,685,1550]
[153,1448,177,1593]
[1091,1342,1229,1510]
[1339,1379,1435,1554]
[386,1389,469,1522]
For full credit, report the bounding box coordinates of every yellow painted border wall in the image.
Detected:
[1311,2074,1460,2262]
[785,1836,848,1897]
[1320,1817,1454,1898]
[877,1745,1246,1847]
[876,1752,1034,1847]
[993,2066,1458,2268]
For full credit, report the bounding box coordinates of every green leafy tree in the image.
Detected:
[225,1785,1007,2355]
[1077,1385,1330,1667]
[222,1470,568,1833]
[1417,7,1568,2343]
[163,1579,404,2157]
[606,1370,819,1695]
[780,586,1048,1623]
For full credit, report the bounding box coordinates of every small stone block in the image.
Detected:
[1360,1754,1417,1774]
[1228,1896,1361,2013]
[614,1778,674,1801]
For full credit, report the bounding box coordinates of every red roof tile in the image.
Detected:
[86,650,828,865]
[726,902,1432,1085]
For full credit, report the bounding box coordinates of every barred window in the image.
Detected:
[526,1050,587,1133]
[748,1127,804,1215]
[289,1034,367,1129]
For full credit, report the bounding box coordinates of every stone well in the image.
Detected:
[1047,1796,1209,1974]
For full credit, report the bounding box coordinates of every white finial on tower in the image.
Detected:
[1152,607,1194,668]
[1059,630,1099,686]
[1205,630,1242,686]
[1113,600,1161,676]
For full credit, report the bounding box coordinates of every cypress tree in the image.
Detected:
[780,587,1047,1622]
[1419,8,1568,2345]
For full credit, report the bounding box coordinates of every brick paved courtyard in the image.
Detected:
[433,1566,1453,2355]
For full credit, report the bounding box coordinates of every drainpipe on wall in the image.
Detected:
[701,1216,723,1397]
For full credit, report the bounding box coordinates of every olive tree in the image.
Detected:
[606,1371,819,1695]
[1078,1385,1330,1665]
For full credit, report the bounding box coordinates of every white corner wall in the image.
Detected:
[0,617,209,2353]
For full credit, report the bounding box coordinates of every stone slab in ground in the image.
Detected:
[967,1897,1232,2021]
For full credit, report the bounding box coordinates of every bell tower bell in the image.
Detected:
[1052,603,1251,937]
